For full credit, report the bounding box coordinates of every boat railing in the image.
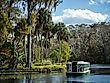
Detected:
[78,64,90,72]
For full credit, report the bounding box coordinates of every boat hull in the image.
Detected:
[66,70,90,77]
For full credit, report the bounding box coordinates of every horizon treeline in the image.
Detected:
[68,22,110,64]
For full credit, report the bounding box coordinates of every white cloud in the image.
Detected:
[89,0,97,5]
[52,9,108,25]
[89,0,110,5]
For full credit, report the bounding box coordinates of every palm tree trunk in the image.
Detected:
[41,33,43,63]
[37,31,41,62]
[32,36,35,63]
[45,32,48,59]
[24,35,27,64]
[8,0,13,18]
[26,0,32,69]
[58,36,61,63]
[27,29,32,68]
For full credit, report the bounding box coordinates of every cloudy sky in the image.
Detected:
[52,0,110,25]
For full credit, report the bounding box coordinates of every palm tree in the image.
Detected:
[34,8,53,62]
[0,11,12,65]
[14,18,29,66]
[41,9,53,59]
[25,0,63,68]
[52,22,70,62]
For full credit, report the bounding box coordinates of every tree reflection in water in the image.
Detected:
[23,75,32,83]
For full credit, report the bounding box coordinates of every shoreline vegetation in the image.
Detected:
[1,63,110,75]
[0,63,66,75]
[1,1,110,74]
[0,0,71,71]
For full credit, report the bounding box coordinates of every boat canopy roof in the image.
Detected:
[67,61,90,65]
[77,61,90,65]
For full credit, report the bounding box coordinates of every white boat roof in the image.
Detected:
[67,62,72,64]
[67,61,90,65]
[77,61,90,64]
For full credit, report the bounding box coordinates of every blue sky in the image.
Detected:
[52,0,110,25]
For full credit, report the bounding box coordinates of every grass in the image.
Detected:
[0,62,67,74]
[32,63,66,72]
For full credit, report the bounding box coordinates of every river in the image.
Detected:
[0,64,110,83]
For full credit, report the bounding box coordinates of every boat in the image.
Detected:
[66,61,90,77]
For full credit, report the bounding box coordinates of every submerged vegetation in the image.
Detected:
[0,0,110,72]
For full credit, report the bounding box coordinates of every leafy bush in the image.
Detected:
[42,59,52,65]
[49,49,60,63]
[0,11,12,47]
[33,63,43,66]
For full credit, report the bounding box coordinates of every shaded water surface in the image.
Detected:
[0,64,110,83]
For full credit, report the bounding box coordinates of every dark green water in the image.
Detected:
[0,64,110,83]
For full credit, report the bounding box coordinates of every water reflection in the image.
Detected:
[22,74,66,83]
[0,74,110,83]
[22,74,93,83]
[23,75,93,83]
[23,75,32,83]
[66,75,92,83]
[0,69,110,83]
[0,79,20,83]
[67,81,91,83]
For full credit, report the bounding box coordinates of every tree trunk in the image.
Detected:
[37,31,41,62]
[26,0,32,69]
[8,0,13,18]
[58,36,61,63]
[27,30,32,68]
[24,35,27,65]
[41,33,43,63]
[45,32,48,59]
[32,36,35,63]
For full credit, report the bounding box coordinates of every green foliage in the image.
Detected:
[0,11,12,47]
[33,47,41,63]
[0,0,65,69]
[53,22,70,42]
[42,59,52,65]
[51,64,66,72]
[15,18,29,37]
[69,23,110,63]
[33,62,43,66]
[49,40,71,63]
[32,64,66,72]
[60,40,71,62]
[49,49,60,63]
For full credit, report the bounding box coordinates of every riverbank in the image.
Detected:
[1,64,110,75]
[0,64,66,75]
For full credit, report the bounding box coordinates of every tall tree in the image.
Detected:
[53,22,70,62]
[26,0,63,68]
